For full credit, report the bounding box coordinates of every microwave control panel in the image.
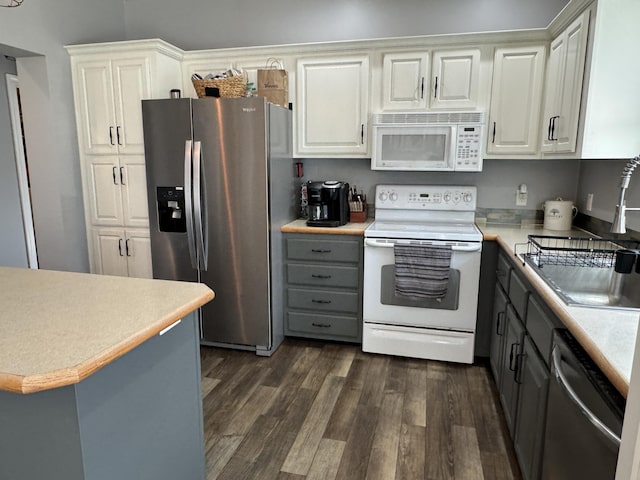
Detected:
[454,125,483,171]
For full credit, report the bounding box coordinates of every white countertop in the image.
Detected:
[481,225,639,397]
[0,267,214,394]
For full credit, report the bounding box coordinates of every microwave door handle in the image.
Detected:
[183,140,197,269]
[551,346,622,447]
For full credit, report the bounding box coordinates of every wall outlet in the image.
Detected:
[586,193,594,212]
[516,191,528,206]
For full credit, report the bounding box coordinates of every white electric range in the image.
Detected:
[363,185,483,364]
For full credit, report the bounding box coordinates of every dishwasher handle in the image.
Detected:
[551,345,621,447]
[364,238,481,252]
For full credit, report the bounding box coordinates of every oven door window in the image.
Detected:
[380,265,460,310]
[372,125,455,170]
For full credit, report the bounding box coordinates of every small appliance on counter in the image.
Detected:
[543,197,578,231]
[306,180,350,227]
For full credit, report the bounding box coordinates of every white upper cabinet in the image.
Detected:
[380,48,481,111]
[381,52,429,110]
[296,55,370,157]
[68,40,183,157]
[487,45,546,156]
[576,0,640,158]
[431,49,481,110]
[541,9,590,154]
[74,57,150,156]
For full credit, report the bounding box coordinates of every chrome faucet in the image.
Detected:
[611,155,640,234]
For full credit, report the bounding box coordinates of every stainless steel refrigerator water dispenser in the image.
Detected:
[156,187,186,232]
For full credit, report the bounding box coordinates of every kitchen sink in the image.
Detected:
[524,258,640,310]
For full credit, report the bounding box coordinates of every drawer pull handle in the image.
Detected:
[311,299,332,304]
[312,322,331,328]
[311,249,332,253]
[312,274,332,279]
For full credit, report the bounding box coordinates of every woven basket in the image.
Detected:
[192,75,247,98]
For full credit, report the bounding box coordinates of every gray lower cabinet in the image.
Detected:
[499,304,526,437]
[514,336,549,480]
[487,245,562,480]
[489,283,509,388]
[284,233,363,343]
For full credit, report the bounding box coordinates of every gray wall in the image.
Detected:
[0,55,28,267]
[301,158,580,213]
[0,0,125,272]
[123,0,569,50]
[577,159,640,232]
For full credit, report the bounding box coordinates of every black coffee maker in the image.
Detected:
[306,180,350,227]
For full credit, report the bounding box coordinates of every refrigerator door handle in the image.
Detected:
[183,140,198,269]
[193,140,208,271]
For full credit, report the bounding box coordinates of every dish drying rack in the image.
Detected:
[519,235,640,268]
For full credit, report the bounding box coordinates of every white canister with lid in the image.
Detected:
[543,198,578,231]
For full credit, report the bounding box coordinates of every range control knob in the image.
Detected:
[443,192,452,203]
[378,191,388,202]
[389,192,398,202]
[463,192,473,203]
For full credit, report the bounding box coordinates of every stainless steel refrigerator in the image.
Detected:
[141,97,294,355]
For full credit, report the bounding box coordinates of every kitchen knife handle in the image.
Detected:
[184,140,197,269]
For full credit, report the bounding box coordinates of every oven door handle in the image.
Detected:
[364,239,481,252]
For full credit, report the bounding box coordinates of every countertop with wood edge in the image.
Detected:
[0,267,214,394]
[481,225,639,398]
[281,218,373,235]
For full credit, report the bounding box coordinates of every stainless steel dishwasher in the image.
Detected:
[541,329,626,479]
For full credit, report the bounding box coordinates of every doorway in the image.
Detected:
[5,72,38,268]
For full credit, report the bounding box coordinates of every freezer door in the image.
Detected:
[142,99,198,283]
[192,97,271,347]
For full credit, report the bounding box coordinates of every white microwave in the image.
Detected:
[371,112,486,172]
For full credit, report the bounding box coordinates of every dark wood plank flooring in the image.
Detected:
[200,338,522,480]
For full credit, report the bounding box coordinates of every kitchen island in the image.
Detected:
[0,267,214,480]
[481,225,639,397]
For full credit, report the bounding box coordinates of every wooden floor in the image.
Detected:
[200,338,522,480]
